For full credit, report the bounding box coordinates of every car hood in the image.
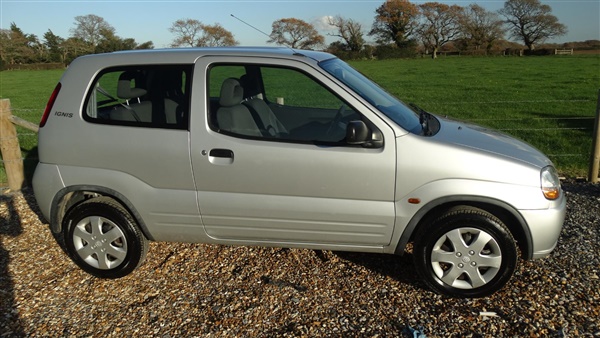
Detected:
[432,117,553,169]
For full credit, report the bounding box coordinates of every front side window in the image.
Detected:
[208,64,368,145]
[84,65,192,129]
[319,58,422,134]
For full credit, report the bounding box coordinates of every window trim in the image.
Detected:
[82,64,193,130]
[206,62,380,147]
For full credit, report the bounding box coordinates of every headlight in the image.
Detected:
[541,166,561,200]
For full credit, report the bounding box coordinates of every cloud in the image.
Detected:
[312,16,336,31]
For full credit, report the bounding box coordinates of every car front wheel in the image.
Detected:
[413,206,518,298]
[63,196,148,278]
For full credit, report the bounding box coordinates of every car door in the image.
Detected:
[190,56,397,248]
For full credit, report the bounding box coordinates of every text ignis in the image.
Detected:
[54,111,73,118]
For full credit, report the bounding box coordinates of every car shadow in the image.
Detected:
[22,146,39,189]
[0,147,45,336]
[332,250,430,293]
[0,193,25,336]
[21,147,45,223]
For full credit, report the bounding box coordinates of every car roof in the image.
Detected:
[78,47,337,65]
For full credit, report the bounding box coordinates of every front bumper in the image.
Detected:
[520,193,567,259]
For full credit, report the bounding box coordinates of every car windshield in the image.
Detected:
[319,58,422,134]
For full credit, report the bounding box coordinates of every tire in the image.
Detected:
[62,196,149,278]
[413,206,517,298]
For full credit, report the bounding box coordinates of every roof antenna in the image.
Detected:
[230,14,272,40]
[230,14,299,53]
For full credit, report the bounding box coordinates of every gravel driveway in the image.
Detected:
[1,181,598,337]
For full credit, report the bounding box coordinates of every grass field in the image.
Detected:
[1,55,599,185]
[351,55,600,176]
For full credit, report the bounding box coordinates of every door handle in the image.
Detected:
[209,149,233,158]
[208,148,234,165]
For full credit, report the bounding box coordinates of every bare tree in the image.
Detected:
[268,18,325,49]
[499,0,567,51]
[459,4,505,53]
[169,19,205,47]
[417,2,463,59]
[70,14,114,49]
[170,19,238,47]
[369,0,420,48]
[328,16,365,52]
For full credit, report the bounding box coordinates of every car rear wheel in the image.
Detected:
[413,206,517,298]
[63,196,148,278]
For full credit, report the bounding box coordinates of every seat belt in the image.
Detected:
[243,101,271,136]
[96,86,142,122]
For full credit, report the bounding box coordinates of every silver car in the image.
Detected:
[33,47,565,298]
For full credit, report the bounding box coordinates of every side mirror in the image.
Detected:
[346,120,383,148]
[346,120,369,145]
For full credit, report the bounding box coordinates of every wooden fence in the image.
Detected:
[0,99,38,191]
[1,95,600,191]
[554,49,574,55]
[589,90,600,183]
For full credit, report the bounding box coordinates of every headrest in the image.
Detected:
[240,75,261,98]
[117,71,147,100]
[219,78,244,107]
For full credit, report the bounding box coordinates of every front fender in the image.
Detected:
[390,179,547,259]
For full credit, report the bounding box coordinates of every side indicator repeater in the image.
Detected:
[408,198,421,204]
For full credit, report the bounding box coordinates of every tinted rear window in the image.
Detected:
[83,65,193,130]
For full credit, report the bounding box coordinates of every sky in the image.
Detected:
[1,0,599,48]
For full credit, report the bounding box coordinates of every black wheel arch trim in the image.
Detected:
[49,185,154,241]
[394,195,533,259]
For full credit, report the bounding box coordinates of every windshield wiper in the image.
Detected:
[409,103,432,136]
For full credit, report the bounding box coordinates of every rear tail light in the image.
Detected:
[40,82,61,128]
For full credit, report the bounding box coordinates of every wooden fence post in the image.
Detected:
[0,99,25,191]
[589,90,600,183]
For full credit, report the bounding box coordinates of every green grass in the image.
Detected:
[0,69,63,185]
[1,55,599,186]
[350,55,600,176]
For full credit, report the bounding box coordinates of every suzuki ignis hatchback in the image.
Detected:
[33,48,565,297]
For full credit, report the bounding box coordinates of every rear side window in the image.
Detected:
[84,65,193,129]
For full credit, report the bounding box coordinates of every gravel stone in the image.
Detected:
[1,181,598,337]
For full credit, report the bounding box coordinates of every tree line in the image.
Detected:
[169,0,570,59]
[0,14,153,66]
[0,0,579,66]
